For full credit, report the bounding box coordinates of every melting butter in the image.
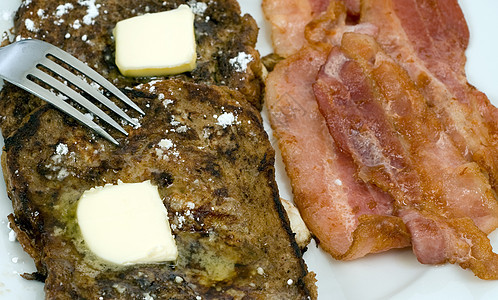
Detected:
[77,181,178,265]
[113,5,197,77]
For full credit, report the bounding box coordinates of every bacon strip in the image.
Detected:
[263,0,498,279]
[313,32,498,278]
[264,44,410,259]
[262,0,331,57]
[360,0,498,191]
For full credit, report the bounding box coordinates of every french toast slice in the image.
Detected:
[0,0,264,137]
[2,79,316,299]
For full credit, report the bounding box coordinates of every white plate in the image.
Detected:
[1,0,498,299]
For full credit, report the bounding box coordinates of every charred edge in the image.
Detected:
[267,167,313,298]
[21,271,46,282]
[8,213,47,281]
[18,191,45,235]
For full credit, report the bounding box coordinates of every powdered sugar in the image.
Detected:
[24,18,37,32]
[229,52,253,72]
[78,0,100,25]
[170,200,202,230]
[8,228,16,242]
[143,292,154,300]
[56,143,69,156]
[43,143,74,181]
[158,138,174,150]
[72,19,81,29]
[216,112,237,128]
[37,8,46,18]
[188,0,208,15]
[170,116,181,127]
[175,125,188,133]
[155,138,179,159]
[55,3,74,18]
[162,99,174,107]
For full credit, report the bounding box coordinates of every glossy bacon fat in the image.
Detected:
[314,33,498,278]
[361,0,498,193]
[263,0,498,279]
[265,44,411,260]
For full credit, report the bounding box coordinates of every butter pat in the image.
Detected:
[114,5,196,77]
[77,181,178,265]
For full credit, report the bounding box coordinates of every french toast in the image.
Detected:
[2,79,316,299]
[0,0,264,137]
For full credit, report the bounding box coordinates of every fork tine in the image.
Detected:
[29,68,128,136]
[48,47,145,115]
[39,57,139,127]
[20,79,119,145]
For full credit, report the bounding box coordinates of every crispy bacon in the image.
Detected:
[401,209,498,280]
[360,0,498,191]
[263,0,498,279]
[264,44,410,259]
[313,33,498,278]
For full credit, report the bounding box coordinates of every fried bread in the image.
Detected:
[2,79,316,299]
[0,0,264,137]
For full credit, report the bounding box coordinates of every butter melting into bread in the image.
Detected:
[3,80,316,299]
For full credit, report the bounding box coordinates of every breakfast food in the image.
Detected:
[2,79,316,298]
[265,43,411,260]
[315,33,498,277]
[113,5,197,77]
[76,181,179,265]
[360,0,498,192]
[264,0,498,279]
[0,0,264,137]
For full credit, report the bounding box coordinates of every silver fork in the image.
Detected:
[0,39,145,145]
